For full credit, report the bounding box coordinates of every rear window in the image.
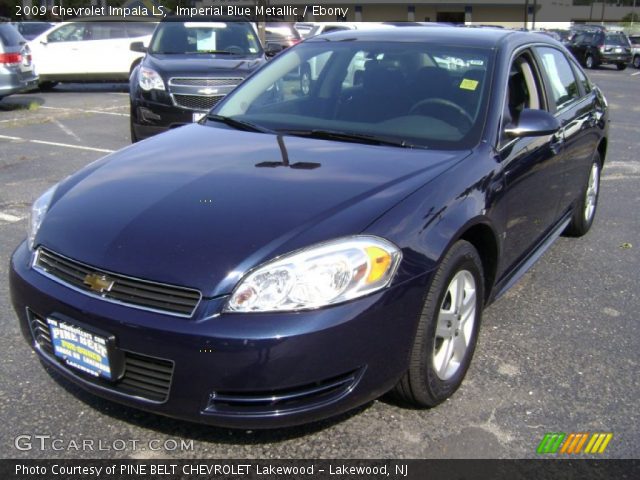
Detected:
[0,24,25,47]
[605,33,630,47]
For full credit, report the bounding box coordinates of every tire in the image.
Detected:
[38,81,58,91]
[616,63,627,71]
[300,64,312,96]
[564,152,601,237]
[129,102,139,143]
[633,55,640,69]
[585,54,595,69]
[393,240,484,407]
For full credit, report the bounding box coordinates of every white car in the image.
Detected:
[29,20,156,88]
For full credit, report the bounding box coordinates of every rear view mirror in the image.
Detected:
[130,41,147,53]
[504,109,561,138]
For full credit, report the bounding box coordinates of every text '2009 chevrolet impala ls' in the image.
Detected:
[10,27,608,428]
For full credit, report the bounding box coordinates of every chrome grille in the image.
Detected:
[27,309,174,403]
[34,248,201,317]
[169,77,243,87]
[172,94,224,111]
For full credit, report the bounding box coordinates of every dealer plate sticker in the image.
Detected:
[47,319,112,380]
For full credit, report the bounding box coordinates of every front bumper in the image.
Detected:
[10,241,429,428]
[597,53,631,65]
[130,95,200,141]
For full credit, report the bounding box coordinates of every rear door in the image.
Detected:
[533,46,600,218]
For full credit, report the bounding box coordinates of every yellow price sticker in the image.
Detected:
[460,79,479,91]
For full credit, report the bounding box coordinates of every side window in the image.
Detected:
[571,61,592,95]
[536,47,580,111]
[47,24,87,43]
[500,52,544,146]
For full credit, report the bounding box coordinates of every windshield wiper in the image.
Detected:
[207,114,274,134]
[278,129,425,149]
[192,50,235,55]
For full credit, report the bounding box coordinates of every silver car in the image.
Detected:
[0,22,38,100]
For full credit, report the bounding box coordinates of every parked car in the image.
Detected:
[264,22,302,53]
[11,27,608,428]
[0,22,38,100]
[12,21,54,40]
[28,19,156,89]
[629,34,640,69]
[129,18,267,142]
[294,22,314,38]
[567,29,632,70]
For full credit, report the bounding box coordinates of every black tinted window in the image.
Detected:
[605,33,630,46]
[536,47,580,110]
[0,24,25,46]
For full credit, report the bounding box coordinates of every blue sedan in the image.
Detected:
[10,27,608,428]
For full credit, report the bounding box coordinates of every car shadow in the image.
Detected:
[48,83,130,93]
[42,360,372,445]
[0,96,45,112]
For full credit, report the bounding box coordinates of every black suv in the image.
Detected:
[129,18,267,142]
[567,30,632,70]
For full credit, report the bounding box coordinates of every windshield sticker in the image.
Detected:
[460,78,479,91]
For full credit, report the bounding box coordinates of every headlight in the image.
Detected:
[27,184,57,250]
[225,236,402,312]
[138,66,165,91]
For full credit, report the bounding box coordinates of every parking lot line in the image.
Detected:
[0,134,114,153]
[631,71,640,76]
[39,106,128,117]
[0,212,23,223]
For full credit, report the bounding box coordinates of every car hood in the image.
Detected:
[39,125,467,298]
[144,53,265,78]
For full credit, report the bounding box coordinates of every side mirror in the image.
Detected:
[504,109,561,138]
[265,42,284,58]
[130,41,147,53]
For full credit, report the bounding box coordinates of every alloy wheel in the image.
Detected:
[584,161,599,223]
[433,270,477,380]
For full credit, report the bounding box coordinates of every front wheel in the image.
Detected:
[393,240,484,407]
[564,153,601,237]
[633,55,640,69]
[129,102,139,143]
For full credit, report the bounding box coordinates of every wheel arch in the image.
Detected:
[597,137,607,166]
[454,221,499,305]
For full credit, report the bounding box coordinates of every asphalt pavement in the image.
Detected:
[0,70,638,459]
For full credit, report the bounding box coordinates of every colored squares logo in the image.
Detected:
[537,433,613,454]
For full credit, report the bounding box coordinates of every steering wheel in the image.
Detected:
[225,45,244,55]
[409,98,473,130]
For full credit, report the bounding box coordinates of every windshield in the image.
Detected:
[149,21,261,55]
[214,41,493,150]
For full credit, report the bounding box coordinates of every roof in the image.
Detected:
[306,26,526,49]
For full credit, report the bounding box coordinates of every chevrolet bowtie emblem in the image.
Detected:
[83,273,115,293]
[198,87,218,95]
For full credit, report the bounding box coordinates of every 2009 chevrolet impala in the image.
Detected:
[10,27,608,428]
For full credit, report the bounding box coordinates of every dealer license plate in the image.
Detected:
[193,112,207,122]
[47,319,113,380]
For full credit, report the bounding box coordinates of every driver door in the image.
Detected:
[498,50,565,271]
